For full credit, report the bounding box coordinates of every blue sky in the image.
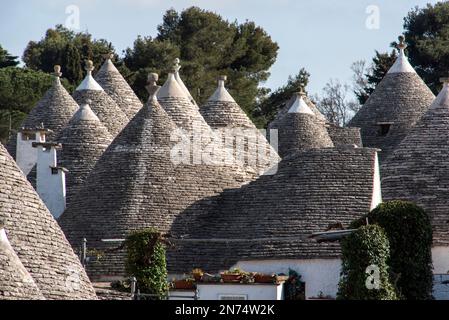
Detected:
[0,0,441,97]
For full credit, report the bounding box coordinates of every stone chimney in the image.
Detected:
[15,125,52,175]
[32,142,67,219]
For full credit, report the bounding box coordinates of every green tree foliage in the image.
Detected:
[124,7,278,122]
[0,67,67,143]
[0,45,19,68]
[337,224,398,300]
[351,201,433,300]
[354,50,396,105]
[252,68,310,127]
[22,24,114,86]
[125,228,168,298]
[403,2,449,93]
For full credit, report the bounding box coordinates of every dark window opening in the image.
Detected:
[378,123,391,137]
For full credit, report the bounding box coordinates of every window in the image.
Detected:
[377,122,393,137]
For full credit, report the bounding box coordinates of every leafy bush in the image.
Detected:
[337,224,398,300]
[125,228,168,298]
[351,200,433,300]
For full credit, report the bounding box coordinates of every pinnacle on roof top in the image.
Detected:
[172,58,196,104]
[53,65,62,78]
[146,73,161,101]
[157,71,188,99]
[102,52,114,60]
[207,75,236,102]
[288,89,315,114]
[387,35,416,74]
[76,60,103,91]
[75,102,101,122]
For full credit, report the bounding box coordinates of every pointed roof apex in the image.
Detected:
[207,75,236,102]
[387,35,416,74]
[157,72,188,99]
[146,73,161,102]
[171,58,195,103]
[74,101,100,122]
[288,90,314,115]
[76,60,103,91]
[102,53,114,61]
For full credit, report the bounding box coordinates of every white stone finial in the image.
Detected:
[397,35,407,52]
[85,60,95,74]
[288,89,314,115]
[146,73,160,101]
[173,58,181,73]
[102,53,114,61]
[53,65,62,77]
[218,75,227,87]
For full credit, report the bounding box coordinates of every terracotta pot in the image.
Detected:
[173,280,195,290]
[221,273,242,283]
[193,273,203,282]
[254,274,275,283]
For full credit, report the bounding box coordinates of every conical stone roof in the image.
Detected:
[347,36,435,162]
[0,226,44,300]
[277,92,334,158]
[382,78,449,245]
[200,76,280,174]
[73,60,129,137]
[158,71,252,171]
[57,102,113,207]
[0,142,96,299]
[269,91,327,131]
[6,65,79,158]
[59,74,253,279]
[168,146,380,273]
[95,54,143,118]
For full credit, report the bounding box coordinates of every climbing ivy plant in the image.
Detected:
[125,228,169,299]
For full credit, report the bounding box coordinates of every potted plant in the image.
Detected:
[172,277,195,290]
[254,273,275,283]
[221,268,245,283]
[192,268,204,282]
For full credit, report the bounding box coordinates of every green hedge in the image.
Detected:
[337,224,398,300]
[351,200,433,300]
[125,228,168,298]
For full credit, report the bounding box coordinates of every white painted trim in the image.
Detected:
[387,49,416,74]
[288,95,314,115]
[370,151,382,210]
[76,71,103,91]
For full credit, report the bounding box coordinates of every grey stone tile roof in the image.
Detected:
[72,89,128,138]
[382,81,449,245]
[326,124,362,147]
[167,146,378,273]
[0,142,97,299]
[0,227,45,300]
[59,81,254,279]
[276,93,334,158]
[56,104,113,207]
[347,54,435,162]
[269,94,326,132]
[94,55,143,119]
[6,67,79,159]
[200,76,280,174]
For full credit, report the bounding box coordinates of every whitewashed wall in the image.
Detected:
[235,259,341,299]
[16,131,45,175]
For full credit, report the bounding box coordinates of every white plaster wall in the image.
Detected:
[16,131,45,175]
[370,151,382,210]
[235,259,341,299]
[196,283,283,300]
[432,246,449,274]
[36,146,66,218]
